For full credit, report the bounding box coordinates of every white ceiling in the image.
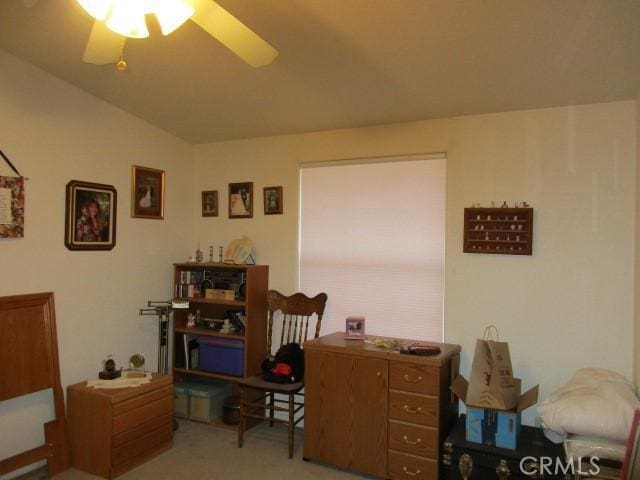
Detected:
[1,0,639,144]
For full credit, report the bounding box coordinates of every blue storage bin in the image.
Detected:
[198,336,244,376]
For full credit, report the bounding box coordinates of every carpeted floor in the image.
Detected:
[18,420,369,480]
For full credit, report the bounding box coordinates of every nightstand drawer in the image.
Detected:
[111,420,172,467]
[389,391,437,427]
[112,394,173,435]
[388,421,437,458]
[112,413,173,447]
[390,362,438,395]
[113,385,173,416]
[388,450,437,480]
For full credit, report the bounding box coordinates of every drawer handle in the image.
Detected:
[402,435,422,445]
[403,374,423,383]
[403,405,422,414]
[402,466,421,477]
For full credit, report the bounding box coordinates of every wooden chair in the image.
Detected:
[237,290,327,458]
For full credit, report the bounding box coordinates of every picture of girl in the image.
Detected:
[75,198,105,242]
[65,180,117,251]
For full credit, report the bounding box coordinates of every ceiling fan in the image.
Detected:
[72,0,278,69]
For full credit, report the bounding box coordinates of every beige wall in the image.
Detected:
[194,101,636,424]
[0,50,194,476]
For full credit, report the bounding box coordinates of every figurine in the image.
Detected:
[501,201,508,208]
[195,247,203,263]
[187,312,195,328]
[209,245,214,263]
[218,246,223,263]
[99,355,122,380]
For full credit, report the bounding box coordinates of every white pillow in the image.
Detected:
[538,368,639,442]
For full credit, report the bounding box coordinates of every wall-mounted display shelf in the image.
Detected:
[463,207,533,255]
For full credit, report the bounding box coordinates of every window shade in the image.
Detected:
[299,155,445,341]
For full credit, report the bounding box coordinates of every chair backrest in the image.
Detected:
[266,290,328,354]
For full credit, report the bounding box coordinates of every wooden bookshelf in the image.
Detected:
[171,263,268,383]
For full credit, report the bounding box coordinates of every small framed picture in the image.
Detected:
[65,180,117,251]
[228,182,253,219]
[345,316,365,340]
[202,190,218,217]
[131,165,165,219]
[263,186,283,215]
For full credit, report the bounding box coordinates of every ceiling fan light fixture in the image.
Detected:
[106,0,149,38]
[76,0,113,21]
[153,0,195,36]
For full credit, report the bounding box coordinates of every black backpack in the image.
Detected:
[261,342,305,383]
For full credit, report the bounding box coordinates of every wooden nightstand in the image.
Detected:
[66,374,173,479]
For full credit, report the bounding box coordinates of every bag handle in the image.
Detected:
[483,325,499,341]
[0,149,22,177]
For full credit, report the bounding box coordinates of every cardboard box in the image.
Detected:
[451,375,539,450]
[205,289,235,301]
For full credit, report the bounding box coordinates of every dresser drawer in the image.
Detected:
[112,394,173,435]
[113,385,173,416]
[390,362,439,395]
[112,412,173,447]
[388,450,437,480]
[111,420,173,467]
[389,391,437,427]
[388,421,437,458]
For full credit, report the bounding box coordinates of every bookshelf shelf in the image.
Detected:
[174,325,245,340]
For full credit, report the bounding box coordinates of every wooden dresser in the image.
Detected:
[303,332,461,479]
[67,374,173,479]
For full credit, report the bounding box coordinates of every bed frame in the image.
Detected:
[0,292,70,476]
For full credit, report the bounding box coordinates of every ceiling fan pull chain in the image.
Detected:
[116,43,127,72]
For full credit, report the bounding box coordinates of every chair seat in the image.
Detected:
[239,375,304,394]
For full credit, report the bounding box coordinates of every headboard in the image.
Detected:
[0,292,70,476]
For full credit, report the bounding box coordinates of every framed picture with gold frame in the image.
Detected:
[65,180,117,250]
[131,165,164,219]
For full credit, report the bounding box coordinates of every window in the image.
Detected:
[299,154,446,341]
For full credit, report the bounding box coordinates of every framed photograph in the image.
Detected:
[64,180,117,251]
[345,316,365,340]
[202,190,218,217]
[131,165,164,219]
[228,182,253,219]
[263,186,283,215]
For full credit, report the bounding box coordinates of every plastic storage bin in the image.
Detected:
[198,336,245,377]
[173,383,190,418]
[188,381,233,423]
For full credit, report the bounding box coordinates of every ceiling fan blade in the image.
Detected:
[83,20,126,65]
[187,0,278,67]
